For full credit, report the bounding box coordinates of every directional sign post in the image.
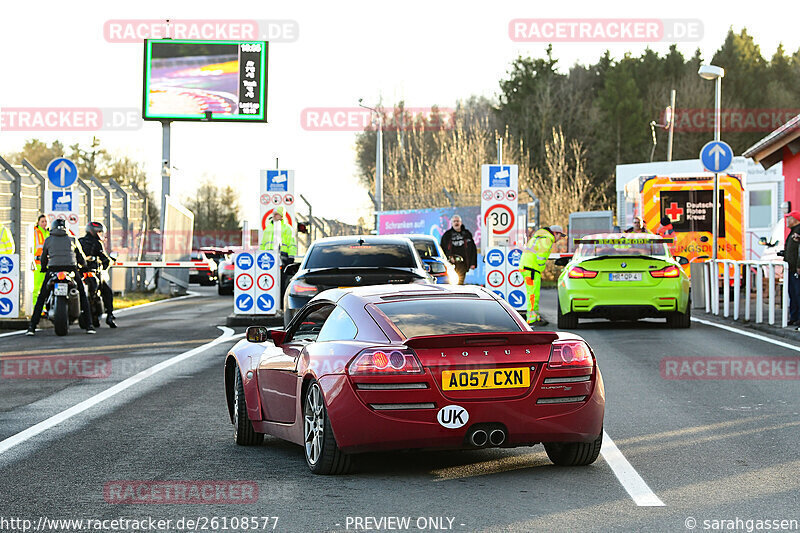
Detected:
[233,251,256,315]
[0,255,20,318]
[46,158,78,189]
[700,140,734,260]
[254,251,280,316]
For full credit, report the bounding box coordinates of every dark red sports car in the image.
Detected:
[224,284,605,474]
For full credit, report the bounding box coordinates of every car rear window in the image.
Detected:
[305,243,417,269]
[375,299,521,338]
[576,241,669,258]
[411,239,438,259]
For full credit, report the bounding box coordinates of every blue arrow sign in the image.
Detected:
[507,248,522,267]
[257,294,275,312]
[492,290,505,300]
[0,297,13,316]
[236,294,253,312]
[700,140,733,173]
[486,249,504,267]
[0,256,13,274]
[46,158,78,188]
[257,252,275,271]
[508,290,526,308]
[236,253,254,270]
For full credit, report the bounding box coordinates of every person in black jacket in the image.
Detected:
[782,211,800,325]
[79,222,117,328]
[440,214,477,284]
[27,219,94,335]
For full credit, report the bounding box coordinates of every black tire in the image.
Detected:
[667,298,691,328]
[544,433,603,466]
[233,369,263,446]
[218,284,232,295]
[557,297,578,329]
[53,296,69,336]
[304,382,351,475]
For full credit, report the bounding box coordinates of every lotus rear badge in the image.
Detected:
[355,275,362,282]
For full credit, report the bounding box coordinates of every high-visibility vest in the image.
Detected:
[259,220,297,256]
[519,228,555,273]
[34,226,49,266]
[0,224,14,255]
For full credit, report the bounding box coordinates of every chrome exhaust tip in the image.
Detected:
[489,429,506,446]
[470,429,488,447]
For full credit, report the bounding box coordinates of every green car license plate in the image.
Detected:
[609,272,642,281]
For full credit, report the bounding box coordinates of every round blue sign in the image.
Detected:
[257,294,275,312]
[257,252,275,271]
[486,249,504,267]
[46,158,78,189]
[700,140,733,173]
[508,289,526,308]
[236,294,253,312]
[0,256,13,274]
[236,253,254,270]
[507,248,522,267]
[0,297,14,316]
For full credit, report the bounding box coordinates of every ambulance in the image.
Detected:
[623,173,746,271]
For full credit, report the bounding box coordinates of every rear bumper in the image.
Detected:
[318,370,605,454]
[560,280,688,317]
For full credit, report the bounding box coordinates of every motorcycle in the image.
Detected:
[44,269,82,336]
[82,263,106,328]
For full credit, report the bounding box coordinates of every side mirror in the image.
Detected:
[430,261,447,274]
[554,257,570,267]
[675,255,690,265]
[269,329,286,346]
[246,326,269,343]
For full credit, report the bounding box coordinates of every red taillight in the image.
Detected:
[347,348,422,375]
[56,272,67,280]
[223,263,235,271]
[289,280,318,296]
[650,265,680,278]
[548,341,594,369]
[568,266,598,279]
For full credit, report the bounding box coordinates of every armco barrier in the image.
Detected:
[704,259,788,328]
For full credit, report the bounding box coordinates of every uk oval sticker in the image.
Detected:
[437,405,469,429]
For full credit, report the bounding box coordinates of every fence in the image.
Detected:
[0,154,148,314]
[703,259,789,328]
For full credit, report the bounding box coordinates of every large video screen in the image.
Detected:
[142,39,268,122]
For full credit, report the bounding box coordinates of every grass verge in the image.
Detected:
[114,291,171,310]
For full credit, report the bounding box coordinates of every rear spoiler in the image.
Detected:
[573,238,674,244]
[405,332,559,349]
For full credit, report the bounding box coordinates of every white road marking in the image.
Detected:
[0,291,199,338]
[691,317,800,353]
[0,326,241,456]
[601,430,665,506]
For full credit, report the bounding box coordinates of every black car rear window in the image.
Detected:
[375,299,521,337]
[305,243,416,269]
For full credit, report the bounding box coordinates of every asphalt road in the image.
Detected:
[1,286,798,533]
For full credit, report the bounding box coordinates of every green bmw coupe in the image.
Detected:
[556,233,691,329]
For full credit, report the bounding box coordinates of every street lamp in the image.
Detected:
[698,64,725,260]
[358,99,383,232]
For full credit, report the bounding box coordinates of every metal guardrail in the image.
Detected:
[703,259,788,328]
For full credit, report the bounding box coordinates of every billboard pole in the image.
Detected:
[160,120,171,259]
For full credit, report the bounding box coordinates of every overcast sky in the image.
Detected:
[1,0,797,226]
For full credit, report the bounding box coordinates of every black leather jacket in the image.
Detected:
[41,228,87,271]
[79,233,111,270]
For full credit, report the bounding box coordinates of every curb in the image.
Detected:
[694,311,800,343]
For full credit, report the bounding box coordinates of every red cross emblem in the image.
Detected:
[665,202,684,222]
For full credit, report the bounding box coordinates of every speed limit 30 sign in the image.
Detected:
[484,204,515,234]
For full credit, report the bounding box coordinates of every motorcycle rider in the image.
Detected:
[79,221,117,328]
[27,219,94,335]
